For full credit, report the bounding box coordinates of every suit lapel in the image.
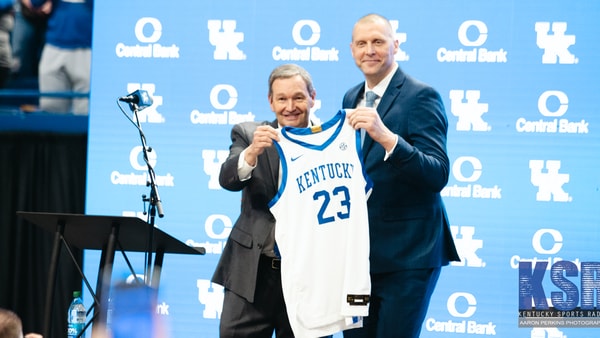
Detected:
[362,68,405,159]
[376,68,404,121]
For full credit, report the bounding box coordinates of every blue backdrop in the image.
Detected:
[83,1,600,337]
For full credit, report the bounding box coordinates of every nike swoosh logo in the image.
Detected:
[291,155,304,161]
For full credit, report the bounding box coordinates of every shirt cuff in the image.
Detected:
[383,134,399,161]
[238,148,255,181]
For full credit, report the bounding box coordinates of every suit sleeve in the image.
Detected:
[219,123,253,191]
[387,85,450,193]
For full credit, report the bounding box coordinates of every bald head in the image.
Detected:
[350,13,399,87]
[352,13,395,42]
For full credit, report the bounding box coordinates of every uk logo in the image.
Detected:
[535,22,577,64]
[450,226,484,268]
[196,279,224,319]
[449,90,490,131]
[530,328,566,338]
[125,83,164,123]
[389,20,409,62]
[202,150,228,190]
[529,160,571,202]
[208,20,246,61]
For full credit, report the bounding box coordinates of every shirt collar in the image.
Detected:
[364,62,398,98]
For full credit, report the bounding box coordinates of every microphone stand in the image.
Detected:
[130,102,165,286]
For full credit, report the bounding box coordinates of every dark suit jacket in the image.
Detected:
[343,67,460,273]
[212,120,280,303]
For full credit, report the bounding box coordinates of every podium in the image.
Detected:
[16,211,205,338]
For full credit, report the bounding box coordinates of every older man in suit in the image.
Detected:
[343,14,460,338]
[212,64,316,338]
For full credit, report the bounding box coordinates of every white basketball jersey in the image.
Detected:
[269,109,372,337]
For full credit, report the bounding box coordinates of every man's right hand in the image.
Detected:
[244,125,279,166]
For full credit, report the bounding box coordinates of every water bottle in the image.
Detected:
[67,291,86,338]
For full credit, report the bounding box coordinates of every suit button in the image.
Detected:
[257,243,263,249]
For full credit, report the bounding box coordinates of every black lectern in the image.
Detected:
[16,211,205,338]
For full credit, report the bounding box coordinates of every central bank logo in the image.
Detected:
[535,22,577,64]
[208,20,246,61]
[516,90,589,134]
[425,292,497,335]
[190,84,256,125]
[441,156,502,199]
[186,214,232,255]
[110,146,175,187]
[529,160,570,202]
[449,89,490,131]
[437,20,507,63]
[272,20,339,62]
[116,17,180,59]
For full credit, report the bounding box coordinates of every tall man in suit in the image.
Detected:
[212,63,316,338]
[343,14,460,338]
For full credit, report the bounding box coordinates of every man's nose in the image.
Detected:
[285,99,295,111]
[366,42,376,54]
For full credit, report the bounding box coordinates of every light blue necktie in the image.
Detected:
[365,91,377,108]
[361,91,378,146]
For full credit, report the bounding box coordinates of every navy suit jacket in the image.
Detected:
[212,120,280,303]
[343,67,460,273]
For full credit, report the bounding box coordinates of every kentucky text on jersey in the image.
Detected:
[296,162,354,193]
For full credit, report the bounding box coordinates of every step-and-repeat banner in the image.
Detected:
[84,1,600,337]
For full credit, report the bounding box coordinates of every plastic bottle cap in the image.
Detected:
[73,291,81,298]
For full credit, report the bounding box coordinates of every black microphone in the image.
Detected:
[118,89,154,108]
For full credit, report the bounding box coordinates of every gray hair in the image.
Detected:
[268,64,315,97]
